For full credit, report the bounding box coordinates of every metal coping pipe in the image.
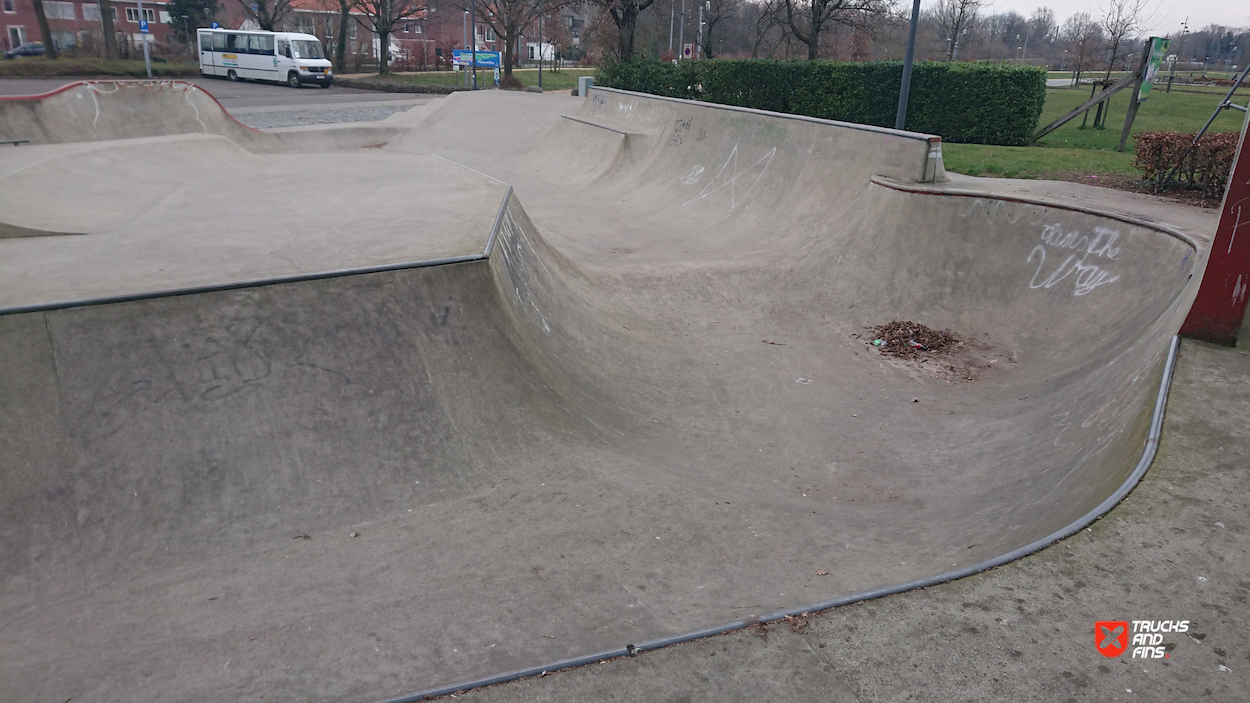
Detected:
[377,336,1182,702]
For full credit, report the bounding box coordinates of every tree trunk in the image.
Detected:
[336,4,350,71]
[98,0,118,59]
[616,8,637,60]
[501,29,514,79]
[379,27,389,74]
[31,0,58,59]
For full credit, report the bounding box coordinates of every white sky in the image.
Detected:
[977,1,1250,34]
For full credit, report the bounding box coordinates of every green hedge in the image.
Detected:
[595,59,1046,146]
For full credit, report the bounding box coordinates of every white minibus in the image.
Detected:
[198,29,333,88]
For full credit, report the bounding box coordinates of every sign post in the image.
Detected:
[1180,106,1250,345]
[137,0,152,78]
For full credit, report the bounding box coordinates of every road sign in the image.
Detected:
[682,43,693,59]
[211,22,219,28]
[139,19,149,33]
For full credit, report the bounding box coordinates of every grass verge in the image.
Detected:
[0,57,198,77]
[944,83,1246,201]
[386,67,594,91]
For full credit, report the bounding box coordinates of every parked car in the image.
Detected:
[4,42,44,59]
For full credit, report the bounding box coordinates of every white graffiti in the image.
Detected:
[1026,224,1122,296]
[1233,275,1248,305]
[682,143,776,210]
[617,100,636,119]
[680,165,705,184]
[961,198,1050,227]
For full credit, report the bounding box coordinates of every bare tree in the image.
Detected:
[932,0,979,60]
[1060,11,1100,84]
[358,0,426,74]
[780,0,892,61]
[465,0,573,79]
[331,0,360,72]
[237,0,295,31]
[749,0,787,57]
[594,0,658,60]
[1099,0,1154,81]
[702,0,742,58]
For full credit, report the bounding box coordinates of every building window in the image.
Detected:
[325,17,334,38]
[3,0,15,14]
[44,1,75,19]
[482,26,494,42]
[81,4,116,22]
[8,25,25,48]
[51,29,74,47]
[348,22,356,39]
[349,40,357,53]
[124,7,154,23]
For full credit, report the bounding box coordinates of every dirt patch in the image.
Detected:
[1044,171,1223,209]
[859,321,1013,382]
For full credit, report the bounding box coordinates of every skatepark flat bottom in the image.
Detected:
[0,82,1217,702]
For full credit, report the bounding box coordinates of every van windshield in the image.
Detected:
[291,40,324,59]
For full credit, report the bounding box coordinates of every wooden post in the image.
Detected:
[1118,39,1153,152]
[1180,107,1250,345]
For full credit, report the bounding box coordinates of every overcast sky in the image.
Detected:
[977,1,1250,34]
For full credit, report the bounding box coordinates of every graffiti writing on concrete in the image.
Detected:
[617,99,636,120]
[1027,224,1122,296]
[590,93,607,115]
[682,143,776,211]
[680,165,705,184]
[668,117,693,146]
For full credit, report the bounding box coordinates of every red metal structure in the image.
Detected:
[1181,109,1250,345]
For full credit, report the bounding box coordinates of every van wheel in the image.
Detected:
[320,82,331,89]
[226,70,238,81]
[288,72,300,88]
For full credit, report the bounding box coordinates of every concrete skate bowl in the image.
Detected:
[0,84,1206,701]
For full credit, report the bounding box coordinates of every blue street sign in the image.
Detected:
[139,19,149,33]
[211,22,219,28]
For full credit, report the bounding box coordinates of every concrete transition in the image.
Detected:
[0,81,1214,702]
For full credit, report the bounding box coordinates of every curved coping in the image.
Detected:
[376,334,1182,703]
[589,85,941,146]
[0,79,262,134]
[872,176,1202,250]
[0,185,512,317]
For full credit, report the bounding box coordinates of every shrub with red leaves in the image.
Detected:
[1134,131,1240,197]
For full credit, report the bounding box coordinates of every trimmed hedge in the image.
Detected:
[595,59,1046,146]
[1134,131,1239,197]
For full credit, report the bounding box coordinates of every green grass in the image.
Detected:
[943,84,1247,180]
[390,67,594,91]
[0,57,198,77]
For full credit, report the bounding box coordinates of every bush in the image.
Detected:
[595,59,1046,146]
[1133,131,1240,197]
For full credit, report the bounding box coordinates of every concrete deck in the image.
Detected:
[0,81,1239,703]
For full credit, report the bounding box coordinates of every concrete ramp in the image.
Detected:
[0,85,1210,702]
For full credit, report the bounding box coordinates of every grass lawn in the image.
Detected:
[0,57,197,77]
[943,84,1247,181]
[390,67,594,91]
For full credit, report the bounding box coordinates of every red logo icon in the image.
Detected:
[1096,621,1129,657]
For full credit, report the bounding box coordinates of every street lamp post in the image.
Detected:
[181,15,189,55]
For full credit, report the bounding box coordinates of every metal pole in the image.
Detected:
[463,11,468,86]
[895,0,921,130]
[469,0,477,89]
[678,0,685,58]
[669,1,674,53]
[136,0,152,78]
[538,13,542,88]
[697,3,703,58]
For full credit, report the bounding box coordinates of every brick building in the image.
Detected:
[3,0,175,56]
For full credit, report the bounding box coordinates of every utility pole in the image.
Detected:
[136,0,152,78]
[469,0,477,89]
[538,13,542,88]
[669,0,674,54]
[696,1,704,58]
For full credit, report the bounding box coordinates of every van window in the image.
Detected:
[213,32,227,51]
[248,34,274,55]
[199,34,212,53]
[291,39,323,59]
[277,38,291,58]
[225,33,242,51]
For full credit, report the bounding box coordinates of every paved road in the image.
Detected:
[0,75,436,128]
